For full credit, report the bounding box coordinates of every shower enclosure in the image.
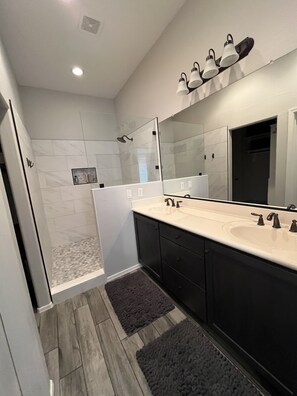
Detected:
[31,116,160,299]
[1,91,160,307]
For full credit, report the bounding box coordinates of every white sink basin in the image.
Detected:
[223,222,297,252]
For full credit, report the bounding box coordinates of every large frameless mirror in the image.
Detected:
[158,48,297,209]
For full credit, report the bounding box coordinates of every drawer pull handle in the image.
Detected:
[175,235,181,239]
[176,257,182,262]
[205,249,209,254]
[178,285,183,290]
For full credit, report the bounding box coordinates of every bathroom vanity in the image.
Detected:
[133,201,297,395]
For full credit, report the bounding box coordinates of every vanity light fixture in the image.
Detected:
[220,34,239,67]
[202,49,219,79]
[176,35,254,95]
[176,72,189,95]
[188,62,203,88]
[72,66,84,77]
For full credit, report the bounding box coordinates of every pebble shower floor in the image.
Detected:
[51,236,103,287]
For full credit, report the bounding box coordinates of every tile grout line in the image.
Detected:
[120,336,145,396]
[73,302,92,396]
[99,287,127,340]
[95,292,142,395]
[94,321,116,396]
[58,364,84,381]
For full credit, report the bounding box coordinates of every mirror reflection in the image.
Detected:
[159,48,297,208]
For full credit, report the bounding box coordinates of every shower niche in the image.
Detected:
[72,167,98,185]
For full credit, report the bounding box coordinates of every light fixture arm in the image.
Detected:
[226,33,234,44]
[192,61,200,71]
[208,48,215,59]
[180,72,187,81]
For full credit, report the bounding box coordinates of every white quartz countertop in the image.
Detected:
[132,197,297,272]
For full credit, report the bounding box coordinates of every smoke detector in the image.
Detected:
[80,16,101,35]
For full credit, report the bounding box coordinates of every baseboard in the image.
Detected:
[107,264,142,282]
[37,302,54,313]
[51,269,106,304]
[50,380,54,396]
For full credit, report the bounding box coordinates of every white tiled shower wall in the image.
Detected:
[161,134,205,180]
[32,139,122,247]
[204,127,228,200]
[161,127,228,201]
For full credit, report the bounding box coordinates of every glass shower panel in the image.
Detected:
[118,118,160,185]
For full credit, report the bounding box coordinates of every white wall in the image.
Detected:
[92,181,163,279]
[20,87,123,248]
[0,39,50,395]
[20,86,117,140]
[115,0,297,123]
[32,139,117,247]
[0,168,50,396]
[0,37,23,115]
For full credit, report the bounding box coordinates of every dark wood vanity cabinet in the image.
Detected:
[206,240,297,395]
[134,212,297,394]
[134,213,162,279]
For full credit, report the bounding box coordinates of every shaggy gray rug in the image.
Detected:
[105,270,174,335]
[137,320,262,396]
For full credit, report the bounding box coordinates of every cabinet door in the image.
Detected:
[134,214,162,279]
[206,240,297,395]
[163,264,206,321]
[161,237,205,290]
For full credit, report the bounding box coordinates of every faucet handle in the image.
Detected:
[176,201,183,208]
[251,212,265,226]
[289,219,297,232]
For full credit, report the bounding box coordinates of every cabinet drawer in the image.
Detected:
[160,222,204,256]
[161,237,205,290]
[163,264,206,322]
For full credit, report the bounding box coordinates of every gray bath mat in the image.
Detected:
[105,270,174,336]
[137,319,262,396]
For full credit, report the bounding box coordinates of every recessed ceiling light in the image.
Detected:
[72,66,84,77]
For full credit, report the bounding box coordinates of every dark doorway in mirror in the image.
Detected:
[231,118,277,205]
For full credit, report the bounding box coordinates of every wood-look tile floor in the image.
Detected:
[37,281,186,396]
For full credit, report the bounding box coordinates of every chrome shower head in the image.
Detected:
[117,135,133,143]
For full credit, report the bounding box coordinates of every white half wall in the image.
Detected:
[92,181,162,278]
[163,175,208,198]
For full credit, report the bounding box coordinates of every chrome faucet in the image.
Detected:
[267,212,281,228]
[164,197,175,207]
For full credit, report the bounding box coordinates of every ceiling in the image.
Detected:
[0,0,186,99]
